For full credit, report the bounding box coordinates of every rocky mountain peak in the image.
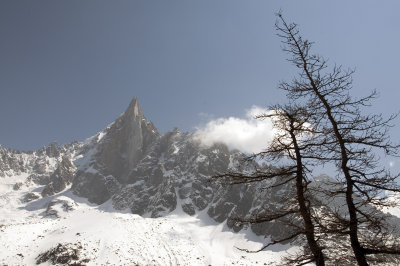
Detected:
[1,97,310,240]
[124,97,143,119]
[72,97,161,203]
[97,98,159,177]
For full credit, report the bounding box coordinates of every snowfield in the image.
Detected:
[2,171,400,265]
[0,180,296,266]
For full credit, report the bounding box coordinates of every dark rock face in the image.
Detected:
[72,171,113,204]
[0,142,79,177]
[13,182,24,190]
[35,242,89,265]
[67,98,294,236]
[72,98,159,204]
[41,157,76,197]
[94,98,159,182]
[1,97,294,237]
[45,197,77,217]
[46,142,60,157]
[27,174,52,186]
[108,130,237,217]
[22,192,40,203]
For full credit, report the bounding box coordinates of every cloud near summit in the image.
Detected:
[193,106,275,154]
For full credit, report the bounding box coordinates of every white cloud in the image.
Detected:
[193,106,275,154]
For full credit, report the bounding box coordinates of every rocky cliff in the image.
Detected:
[0,98,289,238]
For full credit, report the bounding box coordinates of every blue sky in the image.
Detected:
[1,0,400,152]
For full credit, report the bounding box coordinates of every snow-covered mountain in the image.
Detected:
[1,98,293,235]
[2,98,400,265]
[0,98,299,265]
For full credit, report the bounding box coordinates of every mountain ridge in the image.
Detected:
[0,98,298,239]
[3,98,400,265]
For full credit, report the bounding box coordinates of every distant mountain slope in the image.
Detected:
[0,98,292,239]
[2,98,400,265]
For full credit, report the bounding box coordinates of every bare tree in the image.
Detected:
[215,104,327,265]
[275,12,400,265]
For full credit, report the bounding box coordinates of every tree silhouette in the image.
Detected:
[215,104,327,265]
[275,12,400,265]
[216,13,400,266]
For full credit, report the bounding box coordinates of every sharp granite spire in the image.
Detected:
[72,97,160,203]
[124,97,144,119]
[1,96,316,242]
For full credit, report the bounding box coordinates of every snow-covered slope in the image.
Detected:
[0,97,300,265]
[3,97,400,265]
[0,183,297,265]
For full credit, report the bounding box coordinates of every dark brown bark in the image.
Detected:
[275,12,400,265]
[214,105,326,265]
[288,112,325,266]
[294,38,367,265]
[313,93,368,266]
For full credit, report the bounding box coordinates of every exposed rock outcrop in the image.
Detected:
[22,192,41,203]
[36,242,89,265]
[45,197,77,217]
[1,97,295,237]
[41,157,76,197]
[0,142,79,177]
[72,98,159,204]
